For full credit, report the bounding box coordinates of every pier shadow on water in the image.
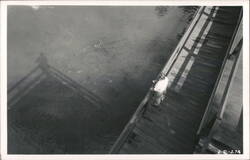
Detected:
[8,69,118,154]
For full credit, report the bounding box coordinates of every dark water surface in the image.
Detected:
[8,6,197,154]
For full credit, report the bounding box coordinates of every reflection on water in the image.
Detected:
[8,6,198,154]
[155,6,169,17]
[179,6,199,21]
[9,74,115,153]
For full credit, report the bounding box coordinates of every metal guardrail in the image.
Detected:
[196,8,243,136]
[109,6,206,153]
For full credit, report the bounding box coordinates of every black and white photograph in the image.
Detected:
[0,0,249,159]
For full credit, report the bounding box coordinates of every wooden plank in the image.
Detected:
[116,6,241,154]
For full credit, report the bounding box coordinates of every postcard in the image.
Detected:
[0,0,249,160]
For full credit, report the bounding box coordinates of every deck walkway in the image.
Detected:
[110,6,242,154]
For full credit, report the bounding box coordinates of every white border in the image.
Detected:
[0,1,249,160]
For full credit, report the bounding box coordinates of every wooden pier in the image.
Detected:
[110,6,242,154]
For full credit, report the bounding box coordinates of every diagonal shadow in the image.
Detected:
[170,7,216,90]
[8,63,110,110]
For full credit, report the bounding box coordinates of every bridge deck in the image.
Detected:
[113,6,242,154]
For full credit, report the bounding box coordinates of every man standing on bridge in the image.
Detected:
[151,75,169,106]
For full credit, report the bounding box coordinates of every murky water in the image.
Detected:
[7,6,198,154]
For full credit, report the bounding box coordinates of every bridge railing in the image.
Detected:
[199,39,242,153]
[109,6,206,153]
[196,8,243,138]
